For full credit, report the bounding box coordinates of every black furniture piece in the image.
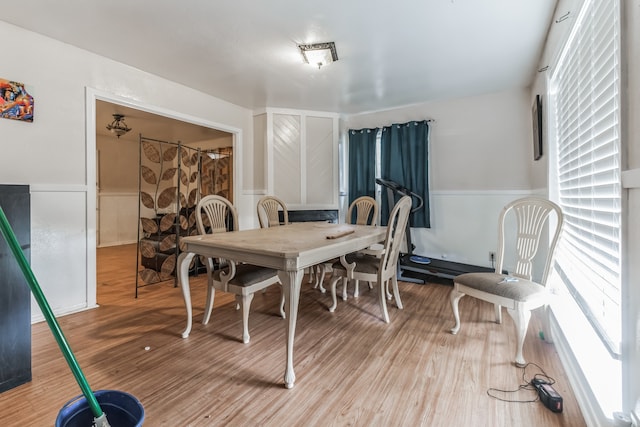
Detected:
[279,209,338,224]
[0,184,31,393]
[398,256,494,283]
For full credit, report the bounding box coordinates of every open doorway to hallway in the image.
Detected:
[95,99,233,300]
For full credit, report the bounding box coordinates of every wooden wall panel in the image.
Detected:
[306,116,334,206]
[273,114,301,204]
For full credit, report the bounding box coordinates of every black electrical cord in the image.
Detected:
[486,362,557,403]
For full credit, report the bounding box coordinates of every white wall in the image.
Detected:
[96,134,139,247]
[0,21,254,320]
[97,135,139,193]
[343,88,534,268]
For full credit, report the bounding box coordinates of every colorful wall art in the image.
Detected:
[0,79,34,122]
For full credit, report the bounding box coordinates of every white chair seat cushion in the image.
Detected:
[332,253,379,275]
[213,264,278,287]
[455,272,545,302]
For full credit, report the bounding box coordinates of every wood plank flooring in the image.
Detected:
[0,244,586,426]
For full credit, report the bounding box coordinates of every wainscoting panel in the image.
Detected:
[30,188,94,322]
[98,192,138,247]
[411,190,532,270]
[273,114,302,205]
[305,116,335,206]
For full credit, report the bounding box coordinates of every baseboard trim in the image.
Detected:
[98,240,138,248]
[31,303,99,324]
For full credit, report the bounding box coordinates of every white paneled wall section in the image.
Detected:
[254,108,339,209]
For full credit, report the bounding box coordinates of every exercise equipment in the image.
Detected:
[375,178,494,284]
[375,178,430,283]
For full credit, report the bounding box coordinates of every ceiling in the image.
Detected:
[1,0,557,116]
[96,100,230,144]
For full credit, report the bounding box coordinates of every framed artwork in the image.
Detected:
[0,78,34,122]
[532,94,543,161]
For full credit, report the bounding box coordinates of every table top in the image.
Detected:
[181,222,386,271]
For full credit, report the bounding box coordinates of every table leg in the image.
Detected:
[178,252,196,338]
[278,269,304,389]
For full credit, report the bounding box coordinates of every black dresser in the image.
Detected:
[0,185,31,393]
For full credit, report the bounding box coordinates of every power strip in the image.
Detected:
[532,379,563,413]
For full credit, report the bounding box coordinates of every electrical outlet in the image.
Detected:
[489,251,496,262]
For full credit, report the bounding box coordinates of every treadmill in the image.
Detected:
[376,178,496,284]
[375,178,431,284]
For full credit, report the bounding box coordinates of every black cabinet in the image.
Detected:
[0,185,31,393]
[280,209,338,224]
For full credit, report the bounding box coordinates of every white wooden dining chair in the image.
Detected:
[257,195,328,291]
[449,196,564,367]
[346,195,379,226]
[336,195,380,299]
[197,195,284,344]
[328,195,412,323]
[256,195,289,228]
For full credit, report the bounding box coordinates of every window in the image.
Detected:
[550,0,621,356]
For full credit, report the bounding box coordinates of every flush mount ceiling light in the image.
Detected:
[298,42,338,69]
[105,113,132,138]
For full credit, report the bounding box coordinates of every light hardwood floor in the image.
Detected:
[0,244,586,426]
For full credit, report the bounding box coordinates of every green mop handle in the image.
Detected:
[0,206,104,420]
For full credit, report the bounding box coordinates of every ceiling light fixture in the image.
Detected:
[106,114,132,138]
[206,151,230,160]
[298,42,338,69]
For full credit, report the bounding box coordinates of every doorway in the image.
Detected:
[95,100,233,248]
[87,89,240,304]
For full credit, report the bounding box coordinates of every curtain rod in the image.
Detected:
[383,118,435,127]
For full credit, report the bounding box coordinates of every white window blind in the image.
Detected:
[550,0,621,356]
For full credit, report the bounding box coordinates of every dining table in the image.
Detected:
[176,221,387,389]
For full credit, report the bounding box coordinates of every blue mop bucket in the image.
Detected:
[55,390,144,427]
